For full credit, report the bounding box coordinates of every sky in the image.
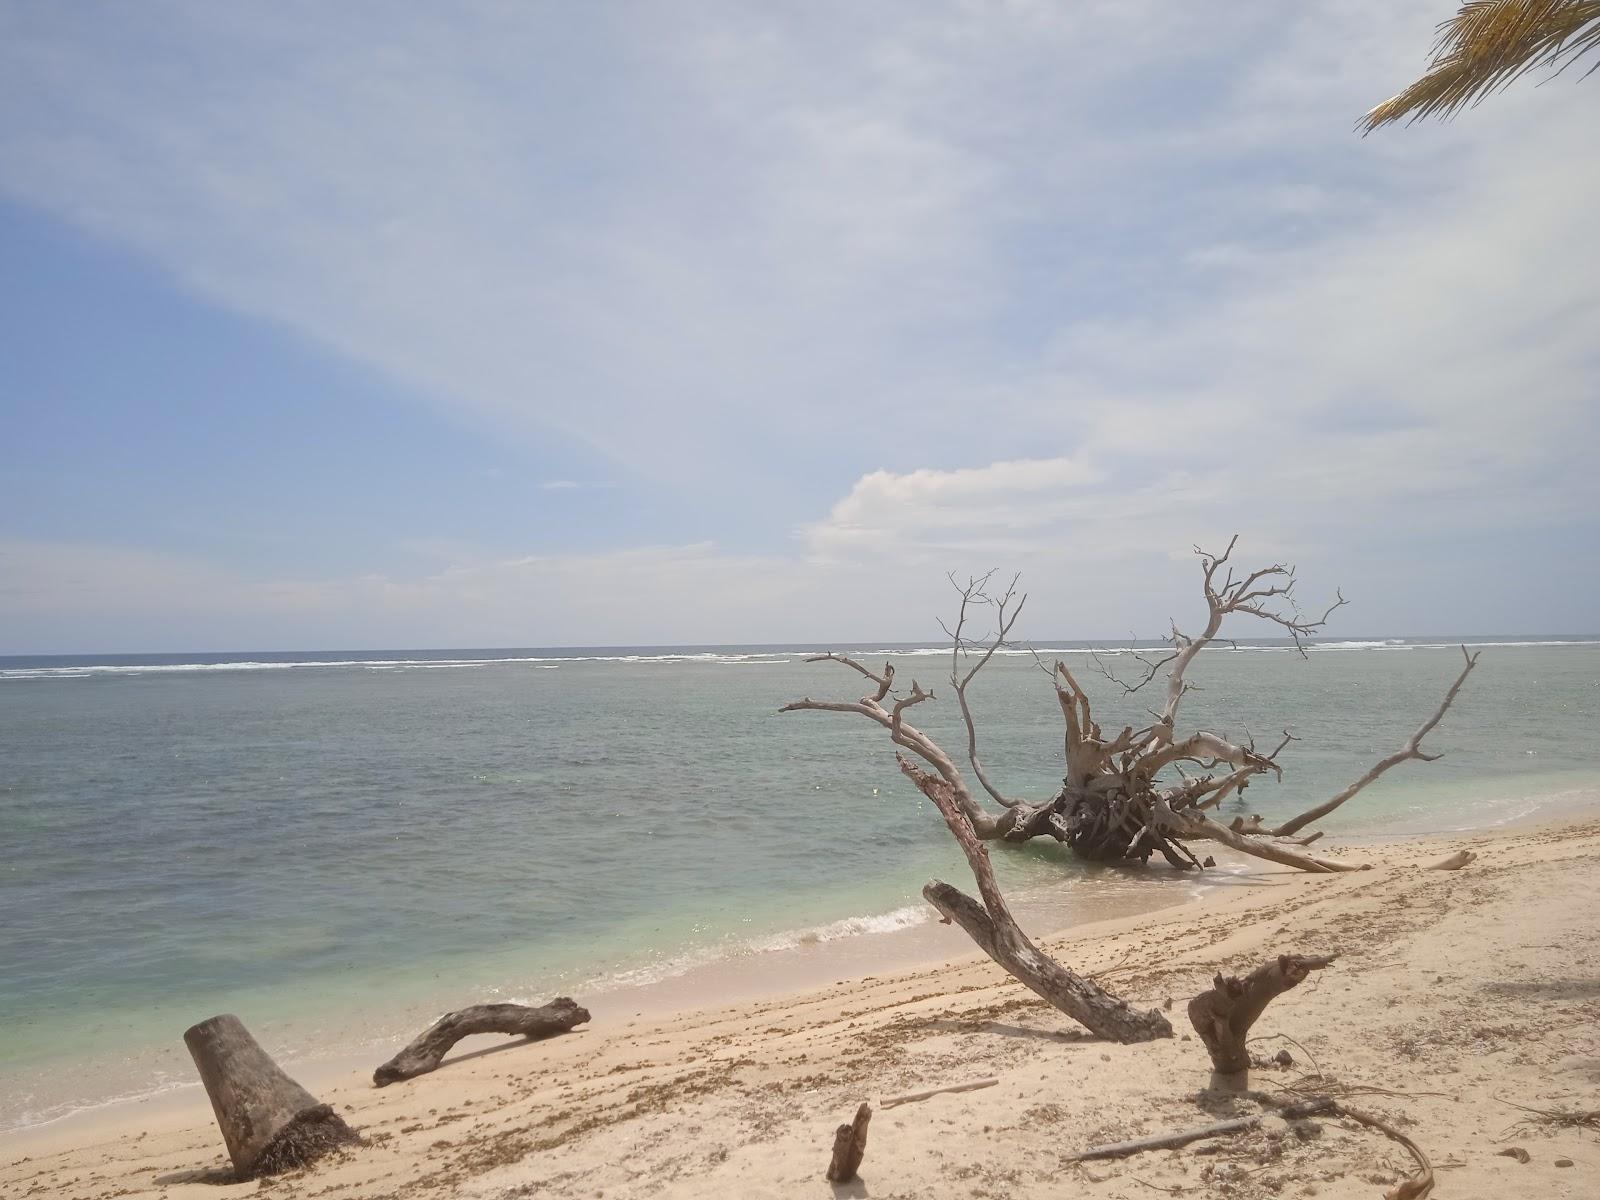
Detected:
[2,1,1597,653]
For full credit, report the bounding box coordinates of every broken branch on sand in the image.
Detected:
[1069,1097,1336,1160]
[374,999,590,1086]
[879,1077,999,1108]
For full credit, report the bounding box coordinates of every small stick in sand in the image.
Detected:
[1069,1098,1335,1161]
[879,1077,999,1108]
[825,1102,872,1183]
[1334,1102,1434,1199]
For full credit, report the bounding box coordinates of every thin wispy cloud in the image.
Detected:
[1,1,1595,651]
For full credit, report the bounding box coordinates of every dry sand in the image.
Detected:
[5,816,1598,1199]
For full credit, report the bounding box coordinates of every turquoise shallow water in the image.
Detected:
[1,637,1597,1129]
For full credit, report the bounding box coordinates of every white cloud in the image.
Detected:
[1,2,1596,647]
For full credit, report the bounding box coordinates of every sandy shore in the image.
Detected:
[6,815,1598,1199]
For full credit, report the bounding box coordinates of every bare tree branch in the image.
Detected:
[947,572,1028,809]
[1149,538,1347,740]
[1268,646,1480,836]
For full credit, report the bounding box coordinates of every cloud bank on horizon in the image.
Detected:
[2,1,1596,651]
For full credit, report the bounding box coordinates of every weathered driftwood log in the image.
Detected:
[373,998,589,1086]
[184,1014,360,1179]
[904,758,1172,1042]
[825,1102,872,1183]
[780,650,1171,1042]
[1187,954,1335,1074]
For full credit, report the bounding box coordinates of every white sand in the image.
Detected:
[5,814,1598,1199]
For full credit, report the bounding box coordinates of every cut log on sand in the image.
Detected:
[825,1102,872,1182]
[1188,954,1335,1074]
[184,1014,361,1179]
[373,998,590,1086]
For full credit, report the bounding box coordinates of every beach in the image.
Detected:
[6,809,1597,1199]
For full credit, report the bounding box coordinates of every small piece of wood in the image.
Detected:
[185,1014,360,1179]
[1430,850,1476,870]
[1334,1102,1434,1199]
[374,998,589,1086]
[1070,1097,1334,1160]
[1188,953,1335,1074]
[879,1077,999,1108]
[825,1102,872,1183]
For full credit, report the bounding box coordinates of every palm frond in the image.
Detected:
[1361,0,1600,132]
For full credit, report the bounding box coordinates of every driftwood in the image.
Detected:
[784,542,1476,889]
[1071,1094,1430,1197]
[781,657,1170,1042]
[825,1102,872,1183]
[1070,1097,1335,1160]
[880,1077,998,1108]
[185,1014,361,1179]
[1188,954,1336,1074]
[373,998,590,1086]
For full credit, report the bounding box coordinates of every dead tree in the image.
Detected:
[785,539,1475,882]
[185,1014,361,1178]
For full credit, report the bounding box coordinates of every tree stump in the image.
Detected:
[184,1014,360,1178]
[825,1102,872,1183]
[1187,954,1335,1074]
[374,998,590,1086]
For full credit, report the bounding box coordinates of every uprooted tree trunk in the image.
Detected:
[185,1014,361,1179]
[785,539,1476,882]
[1187,953,1335,1073]
[374,999,589,1086]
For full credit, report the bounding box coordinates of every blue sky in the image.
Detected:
[3,1,1597,652]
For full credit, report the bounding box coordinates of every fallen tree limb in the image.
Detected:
[1071,1092,1429,1198]
[825,1102,872,1182]
[1069,1097,1336,1160]
[880,1077,998,1108]
[905,757,1172,1042]
[1189,954,1336,1074]
[373,999,590,1086]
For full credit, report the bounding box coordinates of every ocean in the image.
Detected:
[1,637,1597,1131]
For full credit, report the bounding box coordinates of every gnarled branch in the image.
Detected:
[1188,953,1336,1074]
[1268,647,1479,836]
